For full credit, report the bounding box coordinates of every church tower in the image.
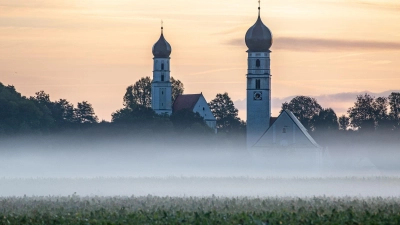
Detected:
[152,23,172,115]
[245,2,273,148]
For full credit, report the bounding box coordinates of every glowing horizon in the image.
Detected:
[1,0,399,121]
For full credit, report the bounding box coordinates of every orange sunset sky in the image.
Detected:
[1,0,399,121]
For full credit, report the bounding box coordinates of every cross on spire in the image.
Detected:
[258,0,261,16]
[161,20,164,34]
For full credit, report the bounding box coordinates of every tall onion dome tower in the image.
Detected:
[151,23,172,115]
[245,2,273,148]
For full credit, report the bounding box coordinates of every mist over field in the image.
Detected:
[1,130,400,198]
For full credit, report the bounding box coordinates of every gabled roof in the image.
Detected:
[254,110,321,148]
[173,94,202,112]
[284,110,320,148]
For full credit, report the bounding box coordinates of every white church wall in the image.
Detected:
[255,112,319,150]
[192,95,217,131]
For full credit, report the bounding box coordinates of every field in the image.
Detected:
[1,176,400,197]
[1,195,400,224]
[1,177,400,224]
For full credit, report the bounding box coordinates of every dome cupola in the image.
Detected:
[245,3,273,52]
[152,25,172,58]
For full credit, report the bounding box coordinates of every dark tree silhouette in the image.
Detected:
[208,92,244,133]
[74,101,98,124]
[347,94,376,131]
[338,115,350,131]
[123,76,184,109]
[389,92,400,128]
[312,108,338,132]
[281,96,322,131]
[171,77,184,104]
[170,108,207,132]
[112,105,157,124]
[124,77,152,108]
[0,84,52,133]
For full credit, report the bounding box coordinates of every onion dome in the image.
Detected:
[245,6,273,52]
[152,26,172,58]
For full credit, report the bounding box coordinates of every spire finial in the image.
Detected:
[258,0,261,16]
[161,20,164,34]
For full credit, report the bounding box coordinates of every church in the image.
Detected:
[148,2,321,158]
[244,3,322,163]
[150,25,217,132]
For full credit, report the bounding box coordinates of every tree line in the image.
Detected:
[1,78,399,137]
[0,78,244,136]
[282,93,400,133]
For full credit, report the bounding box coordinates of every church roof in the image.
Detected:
[152,27,172,58]
[173,94,202,112]
[245,7,273,52]
[254,110,321,148]
[284,110,320,148]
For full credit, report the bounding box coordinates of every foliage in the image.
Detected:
[170,109,210,133]
[347,94,393,131]
[112,104,157,124]
[1,195,399,225]
[338,115,350,131]
[208,92,245,133]
[124,77,152,108]
[388,92,400,127]
[312,108,338,132]
[74,101,98,124]
[0,84,52,134]
[123,76,184,109]
[171,77,184,103]
[281,96,322,131]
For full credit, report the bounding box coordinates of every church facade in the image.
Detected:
[244,4,322,158]
[151,25,217,131]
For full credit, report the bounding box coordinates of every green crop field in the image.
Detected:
[1,195,400,225]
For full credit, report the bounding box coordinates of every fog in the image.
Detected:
[1,132,400,197]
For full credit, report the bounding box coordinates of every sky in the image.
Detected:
[1,0,400,121]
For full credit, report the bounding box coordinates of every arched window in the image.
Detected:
[161,63,164,70]
[161,75,165,81]
[256,79,260,89]
[256,59,260,68]
[283,128,287,133]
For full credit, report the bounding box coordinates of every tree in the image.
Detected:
[347,93,393,131]
[112,104,157,124]
[388,92,400,128]
[208,92,244,133]
[170,108,207,132]
[281,96,322,131]
[0,84,52,133]
[338,115,350,131]
[373,96,392,130]
[74,101,98,124]
[124,77,152,108]
[171,77,184,103]
[312,108,338,132]
[347,94,376,131]
[123,76,184,109]
[55,99,75,124]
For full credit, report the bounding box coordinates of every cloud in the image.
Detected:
[227,37,400,52]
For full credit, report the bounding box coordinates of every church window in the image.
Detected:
[161,75,165,81]
[203,107,205,110]
[161,63,165,70]
[283,128,287,133]
[256,79,260,89]
[256,59,260,68]
[162,91,164,95]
